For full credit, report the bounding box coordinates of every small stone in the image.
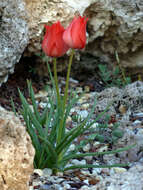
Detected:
[80,159,86,165]
[39,102,48,109]
[81,103,90,109]
[93,141,100,148]
[69,144,76,151]
[83,179,89,185]
[76,87,83,93]
[34,169,43,176]
[78,110,88,119]
[92,168,102,175]
[35,90,48,99]
[85,156,93,161]
[133,120,142,126]
[84,86,90,92]
[119,104,127,114]
[40,184,51,190]
[84,93,92,99]
[80,185,90,190]
[29,187,33,190]
[91,122,99,129]
[66,116,72,123]
[43,168,52,177]
[83,143,91,152]
[113,167,127,173]
[81,170,90,175]
[69,78,79,84]
[78,98,85,104]
[57,172,63,177]
[50,184,63,190]
[71,159,81,165]
[98,145,108,152]
[63,183,71,189]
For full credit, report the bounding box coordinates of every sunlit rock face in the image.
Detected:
[0,106,35,190]
[85,0,143,70]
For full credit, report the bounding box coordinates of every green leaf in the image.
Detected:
[62,144,136,162]
[64,163,129,171]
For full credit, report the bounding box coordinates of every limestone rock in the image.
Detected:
[0,106,35,190]
[86,0,143,69]
[0,0,29,85]
[24,0,143,75]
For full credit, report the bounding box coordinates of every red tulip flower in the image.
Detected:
[42,22,69,57]
[63,16,88,49]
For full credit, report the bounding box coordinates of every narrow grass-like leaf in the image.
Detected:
[64,163,129,171]
[27,80,42,122]
[62,144,136,162]
[39,136,58,163]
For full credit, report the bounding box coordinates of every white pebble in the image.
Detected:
[80,185,90,190]
[91,122,99,129]
[93,141,100,148]
[83,143,91,152]
[83,179,89,185]
[113,167,127,173]
[69,144,76,151]
[78,110,88,119]
[66,116,72,123]
[81,103,90,109]
[33,169,43,176]
[42,168,52,177]
[63,183,71,189]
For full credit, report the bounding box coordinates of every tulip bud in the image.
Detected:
[42,22,69,57]
[63,16,88,49]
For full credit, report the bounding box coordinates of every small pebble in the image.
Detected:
[91,122,99,129]
[69,144,76,151]
[35,90,48,99]
[83,143,91,152]
[43,168,52,177]
[76,87,83,93]
[83,179,89,185]
[98,145,108,152]
[133,120,141,126]
[63,183,71,189]
[33,169,43,176]
[93,141,100,148]
[84,86,90,92]
[66,116,72,123]
[80,185,90,190]
[81,103,90,109]
[78,110,88,119]
[113,167,127,173]
[40,184,51,190]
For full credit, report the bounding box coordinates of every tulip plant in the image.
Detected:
[19,16,134,174]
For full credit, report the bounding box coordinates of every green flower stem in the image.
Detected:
[63,49,75,109]
[53,58,60,106]
[57,49,75,146]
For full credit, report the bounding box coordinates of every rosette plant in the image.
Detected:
[19,16,134,174]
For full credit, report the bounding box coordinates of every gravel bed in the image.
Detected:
[26,79,143,190]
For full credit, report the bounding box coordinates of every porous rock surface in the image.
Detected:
[86,0,143,70]
[0,0,29,85]
[0,106,35,190]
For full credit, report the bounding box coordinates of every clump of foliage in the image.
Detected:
[98,51,131,88]
[17,18,134,175]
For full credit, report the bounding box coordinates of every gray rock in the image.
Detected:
[0,0,28,85]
